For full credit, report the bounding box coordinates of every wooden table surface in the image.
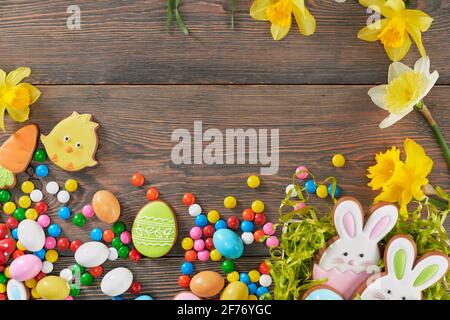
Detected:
[0,0,448,300]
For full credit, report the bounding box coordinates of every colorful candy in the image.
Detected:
[223,196,237,209]
[247,175,260,189]
[213,229,244,259]
[131,173,145,187]
[182,193,196,206]
[332,154,346,168]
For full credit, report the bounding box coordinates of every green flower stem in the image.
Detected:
[167,0,189,35]
[416,103,450,172]
[231,0,237,29]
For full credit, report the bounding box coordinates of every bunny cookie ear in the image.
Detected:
[363,203,398,243]
[410,253,449,292]
[333,197,364,240]
[385,236,416,281]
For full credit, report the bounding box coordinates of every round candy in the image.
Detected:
[205,237,214,250]
[182,193,195,206]
[332,154,346,168]
[101,267,133,297]
[239,273,250,284]
[256,286,268,297]
[188,204,202,217]
[197,250,210,262]
[3,202,16,215]
[37,215,50,228]
[189,227,202,240]
[131,173,145,187]
[82,204,95,218]
[241,232,254,245]
[21,181,35,194]
[181,262,194,275]
[118,246,130,259]
[30,190,43,203]
[64,179,78,192]
[92,190,121,224]
[248,283,257,295]
[227,271,239,282]
[181,237,194,250]
[80,273,94,286]
[45,250,58,263]
[47,224,62,237]
[120,231,131,244]
[102,229,114,243]
[193,239,205,252]
[328,184,342,198]
[305,180,317,193]
[210,249,222,261]
[242,208,255,221]
[266,236,279,248]
[59,269,73,282]
[285,184,298,197]
[254,213,266,226]
[70,240,82,253]
[14,208,26,221]
[108,248,119,261]
[33,148,47,162]
[135,295,153,300]
[112,221,126,235]
[0,190,11,203]
[45,181,59,195]
[316,185,328,199]
[146,187,159,201]
[18,196,31,209]
[90,228,103,241]
[202,225,215,238]
[207,210,220,223]
[58,207,71,220]
[35,201,48,214]
[214,220,227,230]
[213,229,244,259]
[221,260,235,274]
[33,249,46,260]
[25,208,38,220]
[240,221,254,233]
[128,249,141,262]
[185,250,197,262]
[295,165,309,179]
[294,202,306,210]
[227,215,240,230]
[57,190,70,204]
[251,200,264,214]
[247,175,260,189]
[263,222,276,235]
[248,270,260,283]
[220,281,249,300]
[44,237,56,250]
[35,165,49,178]
[254,229,265,243]
[129,281,142,294]
[195,214,208,227]
[72,213,86,227]
[259,274,272,287]
[57,238,70,251]
[89,266,104,278]
[36,276,70,300]
[178,275,191,288]
[223,196,237,209]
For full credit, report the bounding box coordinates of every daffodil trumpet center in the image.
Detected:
[1,86,31,110]
[266,0,293,27]
[384,71,426,114]
[378,16,407,48]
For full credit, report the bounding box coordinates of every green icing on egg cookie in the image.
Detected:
[132,200,178,258]
[0,165,15,189]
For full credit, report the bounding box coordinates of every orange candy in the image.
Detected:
[185,250,197,262]
[89,266,103,278]
[103,229,115,243]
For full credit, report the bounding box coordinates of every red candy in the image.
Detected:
[227,215,240,230]
[185,250,197,262]
[6,217,18,230]
[0,293,6,300]
[89,266,103,278]
[259,261,270,275]
[12,250,24,259]
[131,173,145,187]
[182,193,195,206]
[34,272,46,282]
[202,225,214,238]
[205,237,215,251]
[35,201,48,215]
[129,281,142,294]
[254,213,266,226]
[146,187,159,201]
[242,208,255,221]
[70,240,82,253]
[254,229,265,243]
[178,275,190,288]
[0,225,7,240]
[57,238,70,251]
[128,249,141,262]
[103,230,115,243]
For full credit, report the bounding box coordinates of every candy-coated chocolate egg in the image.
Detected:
[173,291,201,300]
[9,254,42,281]
[303,288,344,300]
[213,229,244,259]
[36,276,70,300]
[189,271,224,298]
[6,279,29,300]
[92,190,121,224]
[220,281,249,300]
[75,241,109,267]
[100,267,133,297]
[17,220,45,252]
[135,295,154,300]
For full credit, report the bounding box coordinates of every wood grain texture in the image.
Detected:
[0,0,447,84]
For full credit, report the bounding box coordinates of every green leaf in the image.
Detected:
[175,0,189,35]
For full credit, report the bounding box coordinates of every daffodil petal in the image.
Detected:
[6,106,30,123]
[0,106,6,132]
[404,138,433,176]
[292,5,316,36]
[413,56,430,74]
[406,25,426,57]
[18,83,41,105]
[388,61,412,82]
[250,0,276,20]
[404,9,433,32]
[357,19,388,42]
[379,111,409,128]
[6,67,31,86]
[411,181,427,201]
[384,33,411,61]
[0,69,6,86]
[359,0,395,18]
[374,184,403,203]
[384,0,405,12]
[399,188,412,213]
[271,17,291,40]
[368,84,388,109]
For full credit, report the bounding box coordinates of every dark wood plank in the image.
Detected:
[0,0,447,84]
[1,84,448,259]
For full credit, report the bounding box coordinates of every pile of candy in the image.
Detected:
[176,175,276,300]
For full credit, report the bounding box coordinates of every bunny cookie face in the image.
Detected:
[318,197,398,274]
[359,235,449,300]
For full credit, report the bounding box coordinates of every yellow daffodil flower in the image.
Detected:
[368,56,438,128]
[0,67,41,131]
[250,0,316,40]
[367,146,400,190]
[358,0,433,61]
[371,139,433,219]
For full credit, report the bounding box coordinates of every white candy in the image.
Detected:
[30,189,43,203]
[75,241,109,267]
[101,267,133,297]
[41,261,54,274]
[241,232,254,245]
[46,181,59,195]
[57,190,70,204]
[285,184,297,198]
[188,204,202,217]
[60,268,73,282]
[17,220,45,252]
[259,274,272,287]
[108,247,118,261]
[7,280,28,300]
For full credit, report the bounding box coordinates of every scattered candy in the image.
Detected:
[305,180,317,193]
[131,173,145,187]
[207,210,220,224]
[21,181,35,194]
[251,200,264,214]
[58,207,71,220]
[182,193,196,206]
[30,190,43,203]
[45,181,59,195]
[241,232,254,245]
[295,165,309,179]
[35,165,49,178]
[146,187,159,201]
[64,179,78,192]
[328,184,342,198]
[188,204,202,217]
[247,175,260,189]
[33,149,47,162]
[223,196,237,209]
[82,204,95,218]
[285,184,297,197]
[332,153,346,168]
[316,185,328,199]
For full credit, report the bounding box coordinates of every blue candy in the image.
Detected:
[239,273,250,284]
[256,286,269,297]
[90,228,103,241]
[214,220,227,230]
[180,262,194,275]
[58,206,71,220]
[305,179,317,193]
[213,229,244,259]
[35,164,49,178]
[11,228,18,240]
[135,295,154,300]
[47,224,62,237]
[195,214,208,228]
[112,295,124,300]
[328,184,342,198]
[33,248,46,260]
[248,283,257,295]
[240,221,254,233]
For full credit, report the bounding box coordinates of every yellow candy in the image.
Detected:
[25,279,37,289]
[207,210,220,224]
[332,154,346,168]
[224,196,237,209]
[251,200,264,213]
[65,179,78,192]
[210,249,222,261]
[31,287,41,299]
[227,271,239,283]
[248,294,258,300]
[316,185,328,199]
[3,202,16,215]
[4,267,10,278]
[247,175,260,189]
[45,250,59,263]
[36,276,70,300]
[16,241,26,251]
[25,208,38,220]
[0,283,5,294]
[18,196,31,209]
[21,181,35,194]
[181,237,194,250]
[248,270,260,283]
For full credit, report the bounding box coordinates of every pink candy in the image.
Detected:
[45,236,56,250]
[82,204,95,218]
[37,215,51,228]
[296,166,309,180]
[263,222,275,236]
[120,231,132,244]
[190,227,202,240]
[266,236,279,248]
[65,296,74,300]
[294,202,306,210]
[193,239,205,252]
[197,250,210,262]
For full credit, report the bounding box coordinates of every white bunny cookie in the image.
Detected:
[312,197,398,299]
[355,235,449,300]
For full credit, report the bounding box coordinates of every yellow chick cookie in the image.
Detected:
[41,112,99,172]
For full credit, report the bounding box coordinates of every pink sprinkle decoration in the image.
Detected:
[45,236,56,249]
[263,222,275,236]
[120,231,132,244]
[37,215,51,228]
[189,227,202,240]
[266,236,279,248]
[82,204,95,218]
[193,239,205,252]
[295,166,309,180]
[197,250,210,262]
[294,202,306,210]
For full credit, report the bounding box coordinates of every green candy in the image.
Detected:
[112,237,123,249]
[80,272,94,286]
[0,190,11,203]
[14,208,26,221]
[221,260,235,274]
[33,148,47,162]
[113,221,126,235]
[72,213,86,227]
[0,273,7,284]
[70,284,80,297]
[71,263,85,276]
[118,245,130,259]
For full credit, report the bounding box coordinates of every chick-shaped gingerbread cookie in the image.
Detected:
[41,112,99,171]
